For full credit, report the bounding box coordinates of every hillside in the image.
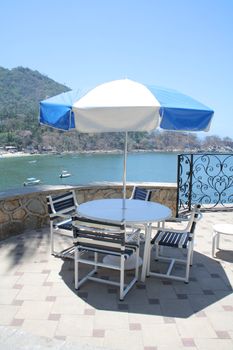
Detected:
[0,66,72,150]
[0,66,70,117]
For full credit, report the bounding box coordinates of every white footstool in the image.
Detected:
[212,224,233,257]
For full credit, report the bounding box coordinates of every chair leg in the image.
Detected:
[74,247,79,289]
[135,247,139,280]
[158,221,165,229]
[185,246,192,283]
[94,252,98,273]
[50,221,55,255]
[212,233,218,257]
[190,239,194,266]
[146,244,152,276]
[120,255,125,301]
[216,233,220,249]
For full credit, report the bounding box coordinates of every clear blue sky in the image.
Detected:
[0,0,232,138]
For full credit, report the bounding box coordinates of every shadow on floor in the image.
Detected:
[59,250,233,318]
[0,229,50,271]
[215,249,233,263]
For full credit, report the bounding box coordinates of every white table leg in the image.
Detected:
[216,232,220,249]
[212,233,217,257]
[141,223,152,282]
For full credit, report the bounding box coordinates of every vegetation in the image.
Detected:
[0,66,233,154]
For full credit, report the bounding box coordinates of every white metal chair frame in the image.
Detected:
[147,205,201,283]
[72,216,140,301]
[47,190,79,258]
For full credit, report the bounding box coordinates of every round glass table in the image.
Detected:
[77,198,172,281]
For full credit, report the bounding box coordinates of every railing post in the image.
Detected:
[176,154,181,217]
[188,154,194,212]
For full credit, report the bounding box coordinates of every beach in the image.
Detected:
[0,148,186,159]
[0,151,33,158]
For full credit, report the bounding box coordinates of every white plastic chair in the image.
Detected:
[128,186,152,243]
[147,204,201,283]
[47,190,79,258]
[72,216,140,301]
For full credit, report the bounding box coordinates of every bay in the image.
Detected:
[0,152,178,191]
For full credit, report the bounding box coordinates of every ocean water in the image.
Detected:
[0,152,178,191]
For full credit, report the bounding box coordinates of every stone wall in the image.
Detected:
[0,182,177,240]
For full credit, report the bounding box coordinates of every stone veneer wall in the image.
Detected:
[0,183,177,240]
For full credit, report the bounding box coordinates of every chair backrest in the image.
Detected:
[47,190,78,217]
[72,216,125,251]
[130,186,152,201]
[187,204,202,233]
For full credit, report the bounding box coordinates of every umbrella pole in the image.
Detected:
[123,131,128,208]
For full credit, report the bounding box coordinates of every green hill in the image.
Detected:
[0,66,70,117]
[0,66,72,150]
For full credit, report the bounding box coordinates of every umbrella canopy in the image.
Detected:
[40,79,214,133]
[39,79,214,199]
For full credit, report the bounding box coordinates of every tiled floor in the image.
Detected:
[0,211,233,350]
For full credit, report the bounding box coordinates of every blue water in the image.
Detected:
[0,152,178,191]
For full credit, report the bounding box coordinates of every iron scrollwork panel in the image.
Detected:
[177,153,233,215]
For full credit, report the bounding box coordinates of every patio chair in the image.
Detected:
[147,204,201,283]
[130,186,152,201]
[128,186,152,242]
[47,190,79,258]
[72,216,140,300]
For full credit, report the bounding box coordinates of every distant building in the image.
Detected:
[4,145,18,152]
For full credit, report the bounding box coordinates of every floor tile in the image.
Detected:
[15,300,54,320]
[55,314,94,337]
[21,319,58,338]
[0,212,232,349]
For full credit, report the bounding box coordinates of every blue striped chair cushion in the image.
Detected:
[47,192,76,214]
[151,230,191,249]
[133,187,151,201]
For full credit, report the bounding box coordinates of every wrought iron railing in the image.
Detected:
[177,153,233,216]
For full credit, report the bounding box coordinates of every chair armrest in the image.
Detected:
[49,212,71,220]
[156,227,189,234]
[166,217,189,223]
[54,218,72,231]
[157,224,191,233]
[151,221,189,233]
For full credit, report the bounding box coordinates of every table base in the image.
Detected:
[103,254,143,270]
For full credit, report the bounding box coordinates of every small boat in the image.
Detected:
[23,177,41,186]
[59,170,71,178]
[28,160,37,163]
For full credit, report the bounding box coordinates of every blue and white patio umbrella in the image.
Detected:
[40,79,214,199]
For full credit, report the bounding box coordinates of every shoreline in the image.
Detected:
[0,152,34,158]
[0,149,188,159]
